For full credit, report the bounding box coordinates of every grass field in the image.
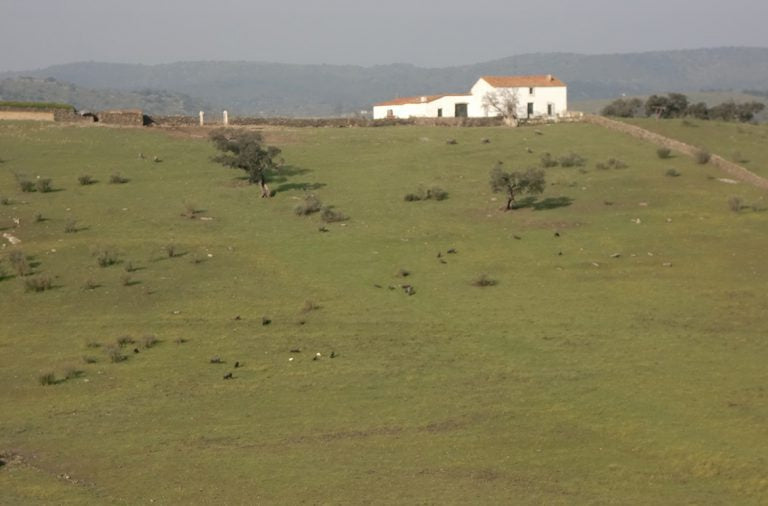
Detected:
[1,120,767,504]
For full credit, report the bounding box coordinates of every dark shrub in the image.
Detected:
[116,336,135,347]
[8,250,31,276]
[106,346,127,363]
[109,173,129,184]
[595,158,628,170]
[559,153,586,167]
[39,372,56,386]
[446,139,457,145]
[426,186,448,201]
[540,152,559,168]
[120,273,133,286]
[294,195,322,216]
[472,274,498,287]
[82,356,98,364]
[665,169,681,177]
[19,180,36,192]
[694,150,711,165]
[0,196,10,205]
[320,207,349,223]
[78,175,95,185]
[657,147,672,159]
[24,276,53,292]
[164,244,178,258]
[728,196,744,213]
[35,178,53,193]
[143,335,158,348]
[82,279,99,290]
[64,220,78,233]
[601,97,643,117]
[94,247,119,267]
[404,192,422,202]
[34,213,44,223]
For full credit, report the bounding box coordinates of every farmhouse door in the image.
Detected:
[527,102,534,118]
[454,103,468,118]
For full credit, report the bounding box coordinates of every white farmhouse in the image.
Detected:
[372,75,567,121]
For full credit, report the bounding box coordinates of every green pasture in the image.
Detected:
[1,120,767,504]
[623,117,768,177]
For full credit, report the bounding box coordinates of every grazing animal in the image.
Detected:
[133,348,140,354]
[446,248,457,254]
[330,351,337,359]
[554,232,560,237]
[234,315,241,320]
[481,138,491,144]
[138,152,145,159]
[210,356,222,364]
[153,156,162,163]
[223,372,233,379]
[437,252,442,258]
[2,233,21,245]
[234,361,240,368]
[262,317,271,326]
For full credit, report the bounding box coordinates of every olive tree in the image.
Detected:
[482,89,520,126]
[209,129,282,197]
[489,162,546,210]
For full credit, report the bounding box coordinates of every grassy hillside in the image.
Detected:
[5,47,768,115]
[0,77,208,115]
[622,118,768,177]
[1,121,767,504]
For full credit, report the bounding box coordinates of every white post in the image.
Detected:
[223,110,229,125]
[199,111,205,126]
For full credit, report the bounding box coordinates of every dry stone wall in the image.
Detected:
[584,114,768,190]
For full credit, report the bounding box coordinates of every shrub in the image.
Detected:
[320,207,349,223]
[728,196,744,213]
[595,158,628,170]
[657,147,672,159]
[82,356,98,364]
[190,253,206,264]
[109,173,129,184]
[94,247,119,267]
[78,175,96,185]
[19,180,36,192]
[34,213,44,223]
[559,153,586,167]
[446,138,457,145]
[732,151,748,163]
[694,149,711,164]
[85,340,101,348]
[24,275,52,292]
[0,196,10,205]
[540,152,559,168]
[116,335,135,347]
[143,335,158,348]
[64,220,78,233]
[124,261,136,273]
[404,192,422,202]
[426,186,448,201]
[35,178,53,193]
[181,202,198,219]
[396,268,410,278]
[294,195,322,216]
[301,300,320,313]
[82,279,99,290]
[665,168,681,177]
[8,250,31,277]
[106,346,127,363]
[39,372,56,386]
[164,244,179,258]
[120,273,133,286]
[64,367,82,380]
[472,274,498,287]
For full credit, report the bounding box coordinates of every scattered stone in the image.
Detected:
[639,202,648,207]
[554,231,560,237]
[290,348,301,353]
[717,178,739,184]
[402,284,415,295]
[330,351,338,358]
[446,139,457,145]
[662,262,673,267]
[481,138,491,144]
[591,262,600,267]
[199,216,214,221]
[234,315,241,320]
[631,218,642,224]
[261,317,271,326]
[610,253,621,258]
[288,357,294,362]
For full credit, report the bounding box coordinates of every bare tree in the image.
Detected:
[482,89,520,126]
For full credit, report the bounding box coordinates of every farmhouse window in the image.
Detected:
[437,108,443,117]
[529,87,534,95]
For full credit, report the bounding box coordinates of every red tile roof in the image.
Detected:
[374,95,446,107]
[481,75,566,88]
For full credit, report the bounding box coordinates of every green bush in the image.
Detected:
[595,158,628,170]
[559,153,586,167]
[78,175,96,185]
[64,220,78,233]
[472,274,498,287]
[694,150,711,165]
[294,195,322,216]
[657,147,672,159]
[18,180,36,192]
[39,372,57,386]
[106,346,127,363]
[665,168,681,177]
[8,250,31,277]
[94,247,119,267]
[728,196,744,213]
[109,173,129,184]
[320,207,349,223]
[24,276,53,292]
[35,178,53,193]
[540,152,559,168]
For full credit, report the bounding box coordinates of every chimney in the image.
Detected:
[420,96,427,103]
[547,74,553,81]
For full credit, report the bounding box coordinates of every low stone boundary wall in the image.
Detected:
[0,110,55,121]
[584,114,768,190]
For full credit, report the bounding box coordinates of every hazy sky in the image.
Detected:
[2,0,768,71]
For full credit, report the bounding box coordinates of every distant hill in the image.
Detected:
[3,47,768,116]
[0,76,209,115]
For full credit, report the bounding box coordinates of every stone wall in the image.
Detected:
[0,105,93,123]
[584,114,768,190]
[0,110,55,121]
[97,109,145,126]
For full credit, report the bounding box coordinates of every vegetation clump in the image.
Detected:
[665,168,681,177]
[24,275,53,292]
[558,153,586,167]
[210,129,282,198]
[294,195,322,216]
[472,274,498,287]
[35,178,53,193]
[489,162,546,210]
[595,158,628,170]
[109,173,129,184]
[320,207,349,223]
[78,175,96,185]
[94,247,119,267]
[694,149,711,165]
[404,186,448,202]
[540,152,559,168]
[657,147,672,159]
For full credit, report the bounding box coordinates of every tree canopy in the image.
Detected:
[489,163,546,210]
[209,129,281,197]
